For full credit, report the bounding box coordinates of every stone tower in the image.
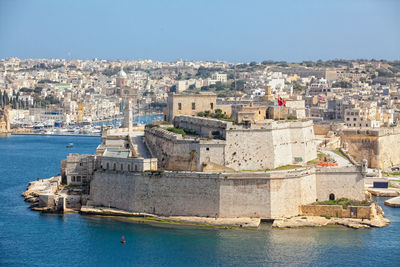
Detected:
[123,99,133,134]
[263,85,274,101]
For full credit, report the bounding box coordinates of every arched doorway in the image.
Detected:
[329,193,335,201]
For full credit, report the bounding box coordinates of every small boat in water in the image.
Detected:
[66,143,74,148]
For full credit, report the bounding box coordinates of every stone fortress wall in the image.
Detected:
[340,127,400,169]
[89,166,364,219]
[224,119,316,170]
[145,124,226,171]
[145,115,316,171]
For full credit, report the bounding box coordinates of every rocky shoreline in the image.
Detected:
[81,206,261,228]
[22,176,83,213]
[22,176,63,212]
[22,177,390,229]
[272,215,390,229]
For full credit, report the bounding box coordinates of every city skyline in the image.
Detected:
[0,0,399,62]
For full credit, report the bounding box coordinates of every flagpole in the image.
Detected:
[278,96,281,120]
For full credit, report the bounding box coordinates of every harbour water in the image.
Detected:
[0,135,399,266]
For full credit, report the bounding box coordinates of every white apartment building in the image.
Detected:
[211,73,227,83]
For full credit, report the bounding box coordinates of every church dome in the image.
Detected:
[117,68,127,78]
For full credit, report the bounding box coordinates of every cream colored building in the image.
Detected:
[211,73,227,83]
[164,93,218,122]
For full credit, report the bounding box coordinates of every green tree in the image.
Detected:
[230,80,245,91]
[215,82,225,91]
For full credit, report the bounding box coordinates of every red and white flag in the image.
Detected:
[278,96,286,107]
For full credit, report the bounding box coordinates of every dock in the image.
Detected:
[384,196,400,208]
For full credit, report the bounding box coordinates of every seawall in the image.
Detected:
[89,167,364,219]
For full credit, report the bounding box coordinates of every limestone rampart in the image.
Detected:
[144,125,226,171]
[315,166,365,201]
[144,126,201,171]
[340,128,400,169]
[89,167,363,219]
[224,120,316,170]
[146,117,316,171]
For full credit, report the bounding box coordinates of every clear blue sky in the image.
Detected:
[0,0,399,62]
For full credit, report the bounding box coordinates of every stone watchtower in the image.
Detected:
[261,85,274,101]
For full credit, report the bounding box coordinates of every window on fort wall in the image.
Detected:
[210,103,214,110]
[178,103,182,110]
[192,102,196,110]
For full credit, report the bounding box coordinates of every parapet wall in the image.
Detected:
[174,115,231,139]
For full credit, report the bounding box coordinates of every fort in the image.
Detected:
[22,93,390,228]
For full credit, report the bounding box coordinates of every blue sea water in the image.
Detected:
[0,135,399,267]
[94,114,164,127]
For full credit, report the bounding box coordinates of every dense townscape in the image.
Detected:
[1,58,400,133]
